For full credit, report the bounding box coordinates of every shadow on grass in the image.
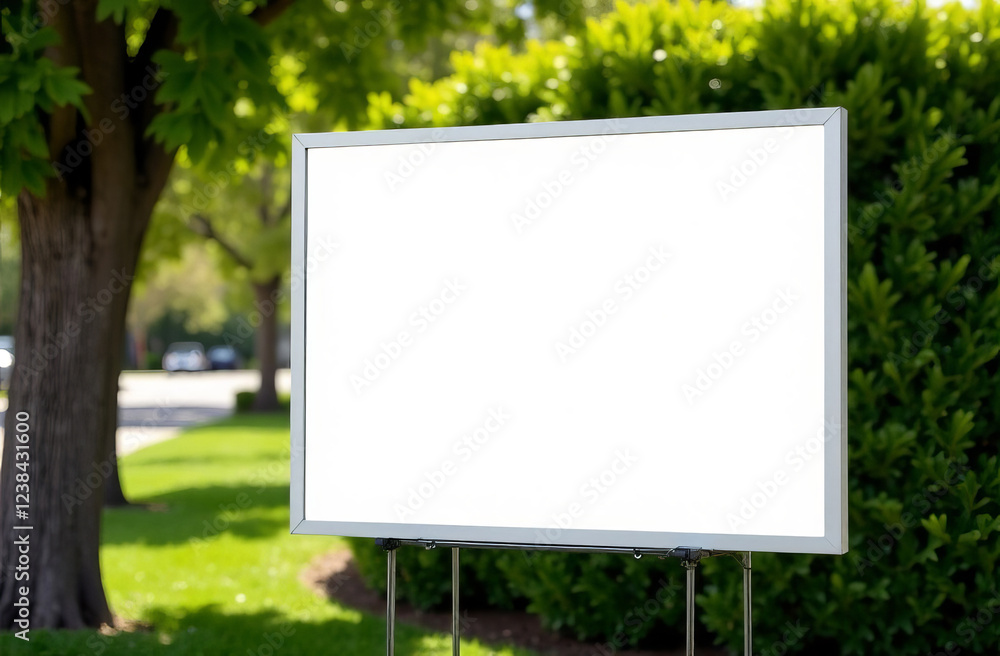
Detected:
[0,603,458,656]
[101,483,288,547]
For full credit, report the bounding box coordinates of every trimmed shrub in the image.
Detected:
[235,391,257,413]
[235,390,291,413]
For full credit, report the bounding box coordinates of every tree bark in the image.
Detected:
[252,277,281,412]
[0,186,116,629]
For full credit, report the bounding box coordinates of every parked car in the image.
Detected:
[207,345,242,370]
[162,342,210,372]
[0,336,13,390]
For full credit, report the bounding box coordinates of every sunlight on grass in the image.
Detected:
[1,414,529,655]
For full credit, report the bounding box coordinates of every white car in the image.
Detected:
[162,342,211,372]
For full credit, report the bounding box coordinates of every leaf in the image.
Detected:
[0,131,24,197]
[9,119,48,158]
[13,26,61,54]
[234,40,268,73]
[42,68,92,108]
[186,114,215,162]
[974,514,1000,538]
[95,0,132,23]
[0,81,18,124]
[954,473,991,513]
[20,157,51,196]
[920,514,951,542]
[147,111,193,150]
[16,66,42,93]
[203,22,234,55]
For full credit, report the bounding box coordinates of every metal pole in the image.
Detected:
[452,547,461,655]
[683,558,698,656]
[387,549,396,656]
[743,552,752,656]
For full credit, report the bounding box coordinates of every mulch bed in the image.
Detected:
[301,549,728,656]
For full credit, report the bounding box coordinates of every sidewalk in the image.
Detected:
[0,369,291,456]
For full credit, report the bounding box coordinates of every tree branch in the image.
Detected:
[191,214,254,270]
[249,0,296,27]
[257,166,273,226]
[44,2,83,161]
[132,9,180,224]
[132,141,177,243]
[132,8,179,150]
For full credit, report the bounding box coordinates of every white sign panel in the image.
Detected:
[291,108,847,554]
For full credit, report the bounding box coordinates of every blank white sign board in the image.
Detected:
[291,108,847,555]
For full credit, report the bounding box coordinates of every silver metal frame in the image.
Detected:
[290,108,848,556]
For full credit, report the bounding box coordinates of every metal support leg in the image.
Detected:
[743,552,752,656]
[683,558,699,656]
[452,548,461,655]
[387,549,397,656]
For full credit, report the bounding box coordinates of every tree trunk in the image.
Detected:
[0,187,117,629]
[0,3,174,628]
[252,277,281,412]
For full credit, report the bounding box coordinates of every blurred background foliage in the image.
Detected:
[122,0,616,369]
[348,1,1000,654]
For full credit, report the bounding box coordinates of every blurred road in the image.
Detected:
[1,369,291,455]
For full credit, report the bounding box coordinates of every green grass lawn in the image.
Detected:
[1,414,531,655]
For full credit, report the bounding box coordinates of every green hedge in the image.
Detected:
[351,1,1000,653]
[235,390,291,413]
